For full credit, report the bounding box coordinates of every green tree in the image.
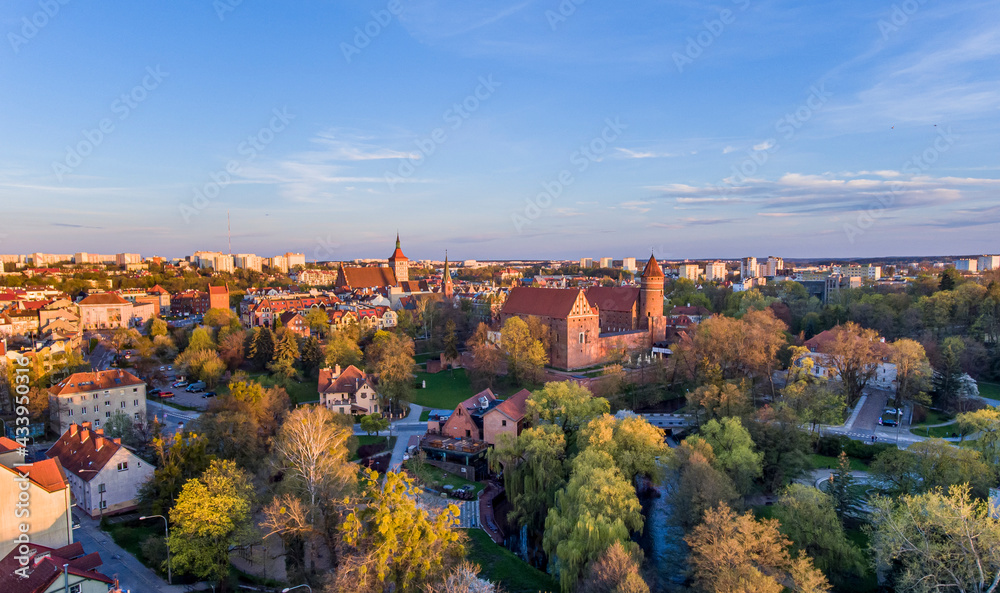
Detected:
[830,451,860,522]
[890,337,932,415]
[957,408,1000,469]
[774,484,865,588]
[149,317,169,337]
[168,460,255,590]
[779,380,845,433]
[303,307,330,337]
[325,331,363,369]
[933,336,968,410]
[698,417,763,495]
[526,381,609,439]
[202,308,233,329]
[366,331,416,415]
[249,327,275,370]
[299,336,324,377]
[187,326,216,352]
[871,439,995,498]
[577,413,670,481]
[336,469,465,593]
[687,383,751,425]
[869,485,1000,593]
[360,412,390,436]
[500,316,548,386]
[543,448,644,592]
[139,432,215,514]
[443,318,459,361]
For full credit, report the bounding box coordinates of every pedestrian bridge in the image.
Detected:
[635,412,695,432]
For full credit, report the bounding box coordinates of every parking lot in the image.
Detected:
[148,368,214,411]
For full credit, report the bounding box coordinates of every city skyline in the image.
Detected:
[2,1,998,259]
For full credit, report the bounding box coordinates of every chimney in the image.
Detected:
[334,364,341,376]
[113,438,121,445]
[94,428,104,436]
[94,436,104,451]
[69,424,79,437]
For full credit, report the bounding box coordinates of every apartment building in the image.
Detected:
[47,370,147,436]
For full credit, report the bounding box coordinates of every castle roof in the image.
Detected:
[388,234,408,262]
[641,254,664,279]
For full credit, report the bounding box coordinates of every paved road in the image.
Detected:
[388,404,426,472]
[73,512,192,593]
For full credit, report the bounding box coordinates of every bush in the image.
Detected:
[816,435,894,462]
[141,535,168,572]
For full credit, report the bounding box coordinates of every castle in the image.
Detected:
[499,254,667,370]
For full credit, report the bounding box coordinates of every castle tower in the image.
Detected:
[442,250,454,298]
[387,234,409,286]
[638,253,664,329]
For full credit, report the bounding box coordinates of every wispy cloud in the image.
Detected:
[614,147,677,159]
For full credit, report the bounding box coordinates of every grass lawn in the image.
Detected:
[412,369,473,409]
[979,381,1000,402]
[911,409,953,426]
[406,461,485,496]
[809,453,869,472]
[463,528,558,593]
[103,519,173,578]
[910,423,961,438]
[414,351,442,364]
[420,409,431,422]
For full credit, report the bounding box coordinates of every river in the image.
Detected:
[637,474,688,591]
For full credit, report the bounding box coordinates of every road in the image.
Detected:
[388,404,426,471]
[73,512,190,593]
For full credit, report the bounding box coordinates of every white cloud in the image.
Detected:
[752,140,775,151]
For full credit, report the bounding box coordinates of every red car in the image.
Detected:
[159,391,174,398]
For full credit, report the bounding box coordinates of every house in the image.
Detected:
[77,293,149,330]
[801,327,897,389]
[170,290,209,316]
[208,284,230,311]
[47,423,155,518]
[278,311,310,338]
[430,388,531,445]
[318,365,380,415]
[0,542,117,593]
[0,458,73,558]
[47,370,147,436]
[482,389,531,445]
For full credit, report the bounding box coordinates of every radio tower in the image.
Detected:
[227,210,232,255]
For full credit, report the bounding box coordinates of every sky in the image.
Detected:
[1,0,998,262]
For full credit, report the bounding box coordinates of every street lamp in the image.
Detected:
[282,586,313,593]
[139,514,171,585]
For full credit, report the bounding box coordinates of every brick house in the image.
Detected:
[208,284,230,311]
[318,365,380,415]
[170,290,209,316]
[279,311,310,337]
[482,389,531,445]
[47,423,155,518]
[430,388,531,445]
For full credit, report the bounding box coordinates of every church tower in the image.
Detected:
[638,253,664,329]
[388,234,409,285]
[442,250,454,298]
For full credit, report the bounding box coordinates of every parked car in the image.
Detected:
[185,381,207,393]
[453,485,476,500]
[879,408,899,427]
[202,391,217,398]
[159,366,166,371]
[148,387,161,396]
[159,391,174,398]
[172,380,188,388]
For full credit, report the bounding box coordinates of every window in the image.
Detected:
[69,585,81,593]
[579,332,585,344]
[81,408,86,416]
[93,393,98,399]
[94,405,99,412]
[105,401,110,407]
[132,387,138,392]
[134,412,141,421]
[104,390,110,397]
[465,430,471,437]
[105,411,111,418]
[120,401,126,409]
[98,483,106,493]
[94,419,100,427]
[134,399,139,406]
[117,462,128,471]
[502,420,507,427]
[99,500,107,510]
[67,409,73,417]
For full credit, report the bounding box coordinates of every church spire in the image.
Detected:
[443,250,454,298]
[395,232,401,250]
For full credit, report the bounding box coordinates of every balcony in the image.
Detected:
[420,435,488,455]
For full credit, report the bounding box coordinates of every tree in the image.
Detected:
[104,410,139,448]
[149,317,169,337]
[187,326,216,352]
[218,330,246,371]
[773,484,865,588]
[869,485,1000,593]
[466,323,503,390]
[779,380,845,433]
[818,322,883,408]
[335,469,465,593]
[360,412,389,437]
[698,417,763,495]
[426,562,499,593]
[325,331,363,369]
[269,329,300,381]
[543,448,644,592]
[526,381,609,438]
[871,439,995,498]
[193,380,290,471]
[687,383,751,424]
[366,331,415,415]
[203,308,233,329]
[672,440,738,529]
[139,432,215,515]
[686,504,830,593]
[249,327,275,370]
[299,336,324,377]
[957,408,1000,469]
[578,540,650,593]
[500,316,548,386]
[935,336,969,410]
[168,460,255,591]
[746,411,812,493]
[890,338,932,414]
[443,318,459,361]
[577,413,670,481]
[829,451,860,522]
[303,307,330,337]
[265,405,357,572]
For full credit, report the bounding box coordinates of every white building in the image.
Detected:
[580,258,593,268]
[0,457,74,558]
[741,257,758,279]
[234,253,264,272]
[622,257,637,273]
[977,255,1000,271]
[115,253,141,266]
[284,252,306,269]
[47,423,155,518]
[765,256,784,277]
[678,264,701,281]
[269,255,289,274]
[47,370,147,436]
[599,257,613,269]
[705,261,727,281]
[193,251,235,273]
[955,258,978,273]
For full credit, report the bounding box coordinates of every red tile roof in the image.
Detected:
[318,365,373,396]
[1,458,68,493]
[585,286,640,313]
[501,287,593,319]
[49,369,144,397]
[641,254,664,278]
[78,293,129,306]
[0,436,22,454]
[0,542,113,593]
[147,285,169,295]
[491,389,531,421]
[457,388,497,413]
[208,285,229,295]
[47,424,123,481]
[338,267,397,290]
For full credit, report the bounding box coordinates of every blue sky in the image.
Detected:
[1,0,998,261]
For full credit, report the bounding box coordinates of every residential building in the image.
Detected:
[622,257,637,273]
[47,370,147,436]
[268,255,289,274]
[740,257,757,278]
[193,251,235,273]
[0,542,118,593]
[234,253,264,272]
[0,437,23,468]
[831,265,882,280]
[580,258,593,268]
[115,253,141,266]
[678,264,701,281]
[978,255,1000,271]
[170,290,209,316]
[77,293,151,329]
[599,257,613,268]
[47,423,155,518]
[955,258,978,272]
[0,458,73,558]
[765,256,784,277]
[278,311,310,337]
[802,327,896,389]
[292,269,338,286]
[705,261,727,281]
[318,365,379,415]
[284,252,306,269]
[208,284,229,311]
